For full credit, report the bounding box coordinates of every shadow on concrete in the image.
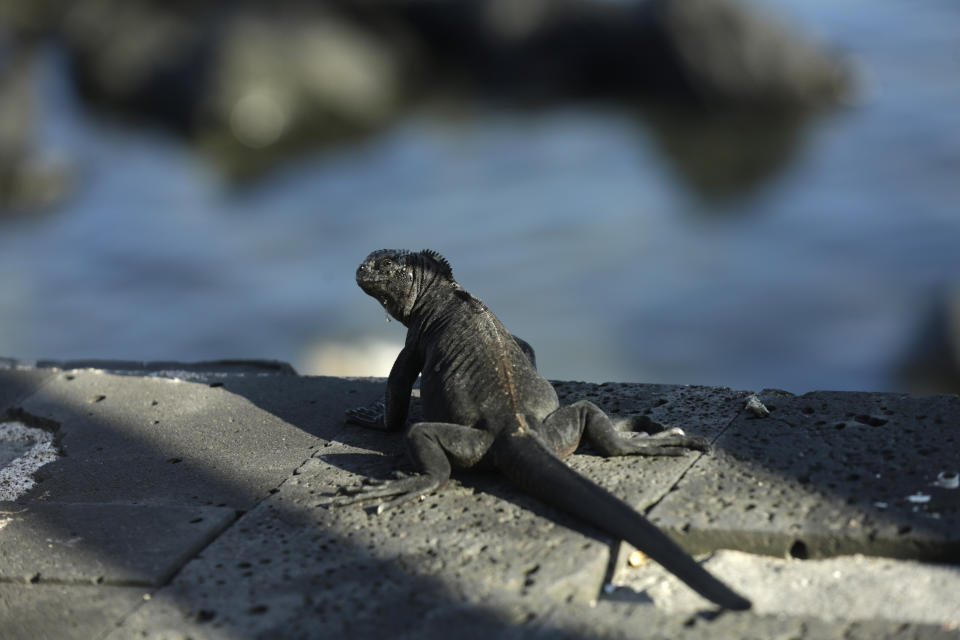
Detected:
[0,363,636,637]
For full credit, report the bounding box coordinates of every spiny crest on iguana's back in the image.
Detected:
[367,248,454,280]
[417,249,454,280]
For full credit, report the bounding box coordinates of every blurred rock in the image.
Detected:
[649,0,851,108]
[638,108,810,204]
[900,287,960,394]
[4,0,852,178]
[61,0,216,132]
[358,0,851,108]
[198,6,419,175]
[0,0,62,39]
[0,41,74,215]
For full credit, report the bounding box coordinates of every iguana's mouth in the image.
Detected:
[355,273,384,295]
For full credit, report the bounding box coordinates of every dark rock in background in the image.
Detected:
[0,0,851,182]
[0,41,74,214]
[900,288,960,395]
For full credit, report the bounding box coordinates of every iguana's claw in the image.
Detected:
[654,427,686,437]
[336,471,408,495]
[345,402,386,429]
[651,429,709,451]
[617,430,710,456]
[362,470,410,486]
[331,472,441,513]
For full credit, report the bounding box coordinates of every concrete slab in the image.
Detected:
[610,549,960,626]
[108,383,759,638]
[648,390,960,561]
[112,442,609,637]
[3,367,959,639]
[108,493,542,639]
[288,446,611,604]
[0,583,146,640]
[537,599,959,640]
[553,382,748,508]
[552,381,748,442]
[0,502,235,586]
[112,504,958,640]
[13,370,378,508]
[216,374,384,442]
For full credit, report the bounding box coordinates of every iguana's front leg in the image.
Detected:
[345,343,423,431]
[333,422,494,513]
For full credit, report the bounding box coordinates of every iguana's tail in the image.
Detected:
[492,429,751,611]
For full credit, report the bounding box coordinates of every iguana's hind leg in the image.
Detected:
[539,400,709,459]
[333,422,494,513]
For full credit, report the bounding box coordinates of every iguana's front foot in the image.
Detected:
[344,401,387,430]
[332,471,443,514]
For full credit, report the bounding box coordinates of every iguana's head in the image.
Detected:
[356,249,454,325]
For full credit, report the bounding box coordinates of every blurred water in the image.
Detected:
[1,1,959,393]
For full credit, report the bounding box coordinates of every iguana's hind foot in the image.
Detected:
[540,400,711,458]
[606,429,710,457]
[332,472,443,513]
[632,427,710,452]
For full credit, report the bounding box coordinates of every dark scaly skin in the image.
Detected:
[336,249,751,611]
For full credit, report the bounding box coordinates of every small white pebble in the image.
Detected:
[933,472,959,489]
[628,550,649,567]
[745,395,770,417]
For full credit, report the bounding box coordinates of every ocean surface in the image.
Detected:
[1,0,958,393]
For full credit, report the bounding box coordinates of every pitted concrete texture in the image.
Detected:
[0,503,235,586]
[551,381,749,442]
[611,549,960,624]
[553,382,749,508]
[1,361,960,638]
[0,584,147,640]
[536,600,958,640]
[648,389,960,561]
[12,368,378,507]
[109,479,607,638]
[103,386,729,638]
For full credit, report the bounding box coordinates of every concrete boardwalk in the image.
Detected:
[0,360,958,639]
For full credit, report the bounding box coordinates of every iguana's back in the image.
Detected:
[415,289,559,431]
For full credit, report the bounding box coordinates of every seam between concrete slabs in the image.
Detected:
[97,449,334,637]
[597,392,751,598]
[6,368,333,640]
[641,393,748,520]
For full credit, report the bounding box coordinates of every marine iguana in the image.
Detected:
[335,248,751,611]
